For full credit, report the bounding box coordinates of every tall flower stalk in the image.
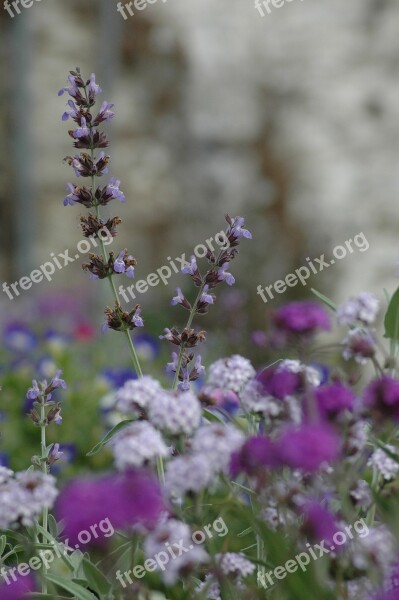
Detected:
[59,68,143,377]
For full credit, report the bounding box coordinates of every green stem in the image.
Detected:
[40,400,48,594]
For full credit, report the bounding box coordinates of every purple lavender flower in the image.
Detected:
[314,382,356,419]
[94,101,115,124]
[132,307,144,328]
[363,376,399,422]
[56,469,165,546]
[105,177,125,202]
[230,436,278,477]
[27,380,41,400]
[273,301,331,336]
[200,285,214,305]
[171,288,185,306]
[166,352,179,373]
[88,73,102,96]
[181,255,198,276]
[114,251,127,274]
[256,365,302,400]
[50,370,67,391]
[276,423,341,472]
[217,263,235,286]
[62,99,80,121]
[230,216,252,240]
[72,117,90,138]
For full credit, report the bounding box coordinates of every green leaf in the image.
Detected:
[0,535,7,557]
[82,557,114,597]
[310,288,337,312]
[86,420,134,456]
[384,286,399,340]
[45,574,98,600]
[47,514,59,539]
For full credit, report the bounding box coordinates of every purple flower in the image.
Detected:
[72,116,90,138]
[132,307,144,328]
[56,470,165,546]
[88,73,102,96]
[159,328,174,342]
[27,380,41,401]
[166,352,179,374]
[256,366,302,400]
[63,183,79,206]
[181,255,198,276]
[200,285,214,305]
[3,323,37,353]
[171,288,185,306]
[0,573,36,599]
[62,99,79,121]
[314,382,356,419]
[105,177,125,202]
[231,436,278,477]
[50,370,67,391]
[363,376,399,422]
[58,73,79,97]
[114,251,127,274]
[205,388,240,415]
[273,301,331,336]
[94,101,115,124]
[217,263,235,286]
[301,501,339,544]
[276,423,341,472]
[231,216,252,240]
[48,443,64,464]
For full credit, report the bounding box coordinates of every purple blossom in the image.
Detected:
[276,423,341,472]
[49,443,64,463]
[95,101,115,123]
[230,436,278,477]
[301,501,339,544]
[105,177,125,202]
[159,328,174,341]
[171,288,185,306]
[56,469,165,546]
[133,307,144,328]
[62,99,79,121]
[63,183,79,206]
[200,285,214,305]
[166,352,179,373]
[114,251,127,274]
[53,408,63,425]
[194,355,205,377]
[72,116,90,138]
[181,255,198,275]
[125,265,135,279]
[314,382,356,419]
[363,376,399,422]
[3,323,37,353]
[273,301,331,336]
[217,263,235,286]
[27,380,41,400]
[256,366,302,400]
[88,73,102,96]
[58,73,78,97]
[0,573,36,599]
[50,370,67,391]
[231,216,252,240]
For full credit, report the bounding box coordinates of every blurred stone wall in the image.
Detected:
[2,0,399,315]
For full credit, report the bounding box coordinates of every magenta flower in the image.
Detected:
[273,301,331,336]
[0,574,36,599]
[276,423,341,472]
[363,376,399,422]
[301,501,339,544]
[314,382,356,419]
[256,366,302,400]
[230,436,278,477]
[56,470,165,546]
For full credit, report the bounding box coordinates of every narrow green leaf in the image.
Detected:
[384,286,399,340]
[0,535,7,557]
[82,557,113,596]
[310,288,337,312]
[45,574,98,600]
[86,420,134,456]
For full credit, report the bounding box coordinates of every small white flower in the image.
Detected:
[112,421,168,470]
[165,454,214,498]
[207,355,256,393]
[337,293,379,326]
[115,376,162,415]
[192,424,245,473]
[217,552,255,578]
[240,379,281,415]
[368,446,399,481]
[278,359,321,387]
[148,390,201,436]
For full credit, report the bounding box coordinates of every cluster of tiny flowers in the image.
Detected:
[196,553,255,599]
[165,454,214,498]
[0,469,58,529]
[115,376,162,416]
[337,292,380,326]
[148,390,202,436]
[351,526,396,577]
[143,518,209,584]
[206,355,256,393]
[368,447,399,481]
[191,424,245,473]
[111,421,169,470]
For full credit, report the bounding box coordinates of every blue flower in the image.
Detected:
[3,323,37,353]
[217,263,235,286]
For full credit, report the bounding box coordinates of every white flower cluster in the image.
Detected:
[115,376,162,416]
[278,359,321,387]
[337,292,379,326]
[148,390,201,436]
[206,355,256,393]
[0,468,58,529]
[144,518,208,584]
[368,447,399,481]
[196,553,255,599]
[112,421,169,470]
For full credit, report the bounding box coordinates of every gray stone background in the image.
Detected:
[1,0,399,321]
